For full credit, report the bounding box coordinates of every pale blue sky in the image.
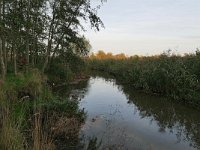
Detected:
[85,0,200,55]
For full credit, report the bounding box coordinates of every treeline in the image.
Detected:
[90,50,127,59]
[0,0,105,80]
[88,50,200,107]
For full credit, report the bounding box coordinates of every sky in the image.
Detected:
[84,0,200,56]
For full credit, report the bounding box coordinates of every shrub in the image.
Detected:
[88,54,200,107]
[48,63,73,83]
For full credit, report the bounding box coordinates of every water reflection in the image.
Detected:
[55,79,90,100]
[70,75,200,150]
[121,85,200,150]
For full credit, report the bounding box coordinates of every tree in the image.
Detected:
[115,53,126,59]
[0,0,6,79]
[107,52,113,59]
[0,0,105,76]
[96,50,106,59]
[196,48,200,56]
[42,0,105,73]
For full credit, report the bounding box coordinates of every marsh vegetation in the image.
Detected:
[88,50,200,108]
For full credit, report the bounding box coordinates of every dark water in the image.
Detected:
[71,76,200,150]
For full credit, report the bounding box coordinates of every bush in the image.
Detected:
[88,54,200,107]
[48,63,73,83]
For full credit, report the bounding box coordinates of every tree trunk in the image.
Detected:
[11,44,13,63]
[2,39,7,72]
[0,1,6,79]
[42,40,52,73]
[13,45,17,75]
[42,3,56,73]
[42,13,56,73]
[42,1,83,73]
[25,0,30,72]
[31,38,37,67]
[26,39,29,72]
[0,38,6,79]
[2,0,7,74]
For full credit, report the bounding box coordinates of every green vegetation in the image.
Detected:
[0,69,86,150]
[0,0,105,149]
[88,50,200,107]
[0,0,104,78]
[1,0,200,148]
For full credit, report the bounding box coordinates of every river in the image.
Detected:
[69,75,200,150]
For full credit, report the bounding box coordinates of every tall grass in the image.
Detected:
[0,69,86,149]
[0,91,26,150]
[88,53,200,107]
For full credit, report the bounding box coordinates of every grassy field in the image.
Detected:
[88,52,200,107]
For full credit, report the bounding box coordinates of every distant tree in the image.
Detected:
[196,48,200,56]
[130,55,139,60]
[115,53,126,59]
[107,52,113,58]
[96,50,106,59]
[89,51,129,59]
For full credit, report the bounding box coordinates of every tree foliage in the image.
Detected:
[0,0,104,77]
[90,50,127,59]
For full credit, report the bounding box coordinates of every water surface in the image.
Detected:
[73,76,200,150]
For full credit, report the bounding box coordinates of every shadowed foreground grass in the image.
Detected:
[0,69,85,150]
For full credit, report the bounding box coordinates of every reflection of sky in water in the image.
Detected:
[78,77,199,150]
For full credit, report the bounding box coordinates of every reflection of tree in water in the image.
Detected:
[103,104,130,149]
[69,80,90,101]
[80,104,130,150]
[90,73,200,149]
[54,78,90,101]
[118,82,200,149]
[69,73,200,149]
[47,79,90,150]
